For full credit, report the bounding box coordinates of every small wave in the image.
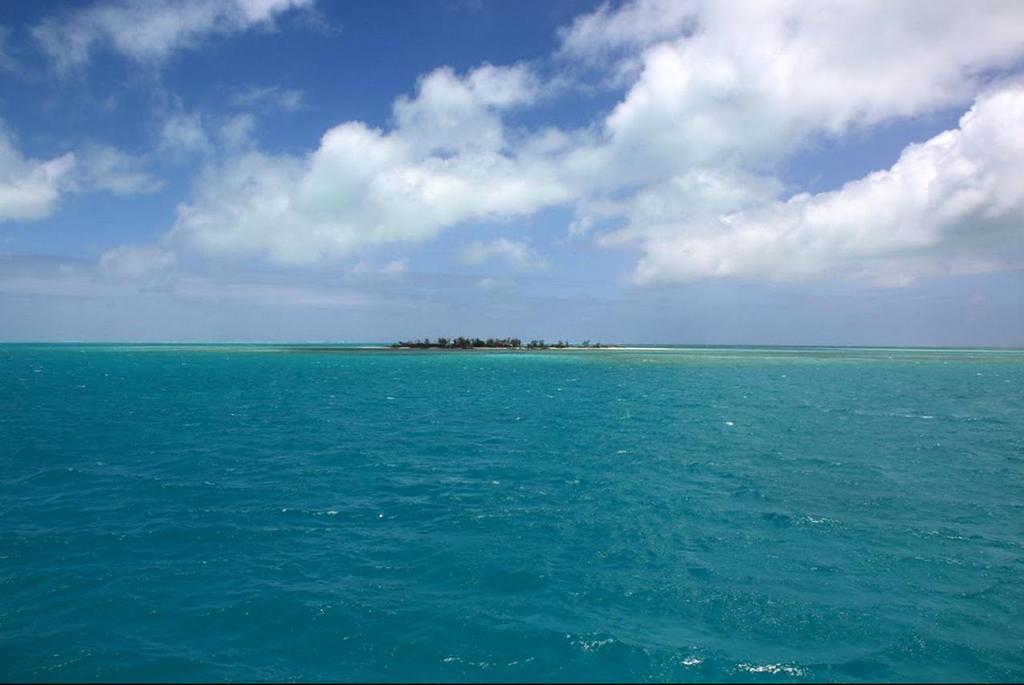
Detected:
[738,662,806,676]
[801,515,837,526]
[571,635,615,653]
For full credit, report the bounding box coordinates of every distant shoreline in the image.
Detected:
[390,337,614,351]
[2,342,1022,351]
[388,345,631,351]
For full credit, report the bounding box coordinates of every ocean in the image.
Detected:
[1,344,1022,682]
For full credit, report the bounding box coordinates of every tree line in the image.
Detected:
[391,337,602,349]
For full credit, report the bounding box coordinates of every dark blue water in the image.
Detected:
[2,345,1023,682]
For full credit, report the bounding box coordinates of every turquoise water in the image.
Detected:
[2,344,1023,682]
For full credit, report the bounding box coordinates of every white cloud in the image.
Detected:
[0,125,160,222]
[230,85,304,112]
[98,0,1024,290]
[33,0,313,72]
[99,245,177,280]
[159,112,211,158]
[459,238,546,269]
[219,114,258,150]
[552,0,1024,284]
[558,0,697,64]
[77,144,163,195]
[597,169,783,246]
[626,84,1024,285]
[578,0,1024,186]
[392,64,540,155]
[159,111,259,157]
[169,64,568,263]
[0,126,75,222]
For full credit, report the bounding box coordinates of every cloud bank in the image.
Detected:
[627,85,1024,284]
[9,0,1024,295]
[150,0,1024,287]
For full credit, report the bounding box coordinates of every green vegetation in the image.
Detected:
[391,337,603,350]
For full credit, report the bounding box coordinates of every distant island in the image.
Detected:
[391,337,608,350]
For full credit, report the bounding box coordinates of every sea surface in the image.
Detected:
[1,344,1023,682]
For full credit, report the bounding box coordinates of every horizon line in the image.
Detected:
[1,341,1023,351]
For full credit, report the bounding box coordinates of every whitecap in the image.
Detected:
[738,662,805,676]
[575,637,614,652]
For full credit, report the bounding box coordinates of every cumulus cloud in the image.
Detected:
[558,0,697,65]
[169,64,568,263]
[579,0,1024,184]
[104,0,1024,290]
[627,84,1024,285]
[33,0,312,72]
[392,64,541,154]
[0,126,75,222]
[459,238,546,269]
[555,0,1024,284]
[596,169,783,246]
[0,124,160,222]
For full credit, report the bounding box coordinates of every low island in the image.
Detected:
[391,337,608,350]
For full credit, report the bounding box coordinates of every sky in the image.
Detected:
[0,0,1022,345]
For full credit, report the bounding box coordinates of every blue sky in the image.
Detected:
[1,0,1022,344]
